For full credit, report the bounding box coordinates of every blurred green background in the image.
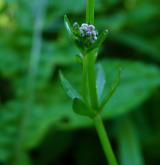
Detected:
[0,0,160,164]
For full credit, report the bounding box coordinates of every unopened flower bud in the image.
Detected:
[88,25,95,30]
[72,22,98,47]
[73,22,79,29]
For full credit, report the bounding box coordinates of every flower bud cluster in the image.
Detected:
[80,23,98,42]
[73,22,98,47]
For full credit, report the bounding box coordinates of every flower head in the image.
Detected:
[73,22,98,47]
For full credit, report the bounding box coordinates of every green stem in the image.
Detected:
[86,0,94,24]
[85,0,118,164]
[86,51,98,110]
[94,115,118,165]
[82,55,89,103]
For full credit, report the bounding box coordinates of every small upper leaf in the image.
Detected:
[88,29,109,52]
[64,15,84,53]
[64,15,75,39]
[59,71,81,99]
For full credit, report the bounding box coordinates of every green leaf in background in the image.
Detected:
[0,101,22,162]
[112,32,160,60]
[116,117,144,165]
[101,59,160,119]
[126,2,159,25]
[34,131,73,165]
[96,11,126,31]
[51,0,85,14]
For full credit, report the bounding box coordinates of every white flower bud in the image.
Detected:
[94,36,97,40]
[88,25,95,30]
[92,31,97,36]
[81,23,88,27]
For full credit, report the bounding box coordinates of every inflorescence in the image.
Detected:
[73,22,98,47]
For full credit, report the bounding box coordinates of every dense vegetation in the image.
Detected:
[0,0,160,164]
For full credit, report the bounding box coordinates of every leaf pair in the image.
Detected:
[60,65,121,118]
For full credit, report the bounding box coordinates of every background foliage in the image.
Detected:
[0,0,160,164]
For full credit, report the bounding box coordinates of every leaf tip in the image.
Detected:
[64,14,68,21]
[104,29,109,34]
[59,70,63,79]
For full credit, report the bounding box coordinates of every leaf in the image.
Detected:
[117,118,144,165]
[52,0,85,14]
[113,32,160,60]
[59,71,80,99]
[99,68,121,111]
[64,15,83,53]
[88,29,109,52]
[73,98,96,117]
[127,3,159,25]
[96,64,106,100]
[102,59,160,119]
[8,152,32,165]
[96,11,126,31]
[64,15,74,40]
[0,101,23,162]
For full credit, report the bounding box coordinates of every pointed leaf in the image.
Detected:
[88,29,109,52]
[73,98,96,117]
[96,64,106,100]
[59,71,80,99]
[100,68,121,111]
[64,15,74,39]
[64,15,84,53]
